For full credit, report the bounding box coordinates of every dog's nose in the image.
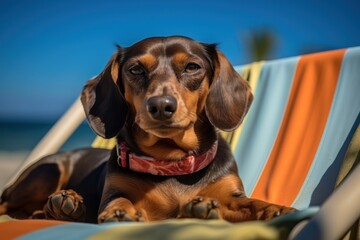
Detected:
[146,96,177,120]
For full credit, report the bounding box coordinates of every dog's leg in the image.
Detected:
[222,196,296,222]
[98,198,148,223]
[0,163,62,219]
[179,174,296,222]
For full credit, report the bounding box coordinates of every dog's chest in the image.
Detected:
[134,177,207,220]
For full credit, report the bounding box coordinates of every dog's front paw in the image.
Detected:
[179,196,220,219]
[98,198,148,223]
[227,197,296,221]
[258,205,297,221]
[251,201,297,220]
[44,189,86,221]
[98,208,146,223]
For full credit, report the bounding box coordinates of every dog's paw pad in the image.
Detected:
[180,196,220,219]
[45,189,85,221]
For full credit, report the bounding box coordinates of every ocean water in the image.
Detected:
[0,120,96,152]
[0,120,97,187]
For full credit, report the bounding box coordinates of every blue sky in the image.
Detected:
[1,0,360,121]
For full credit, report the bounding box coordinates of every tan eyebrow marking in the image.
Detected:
[139,54,157,70]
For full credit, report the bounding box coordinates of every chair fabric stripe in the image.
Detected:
[17,221,123,240]
[252,49,346,206]
[234,57,298,195]
[292,47,360,208]
[92,136,116,149]
[0,219,65,239]
[226,62,264,152]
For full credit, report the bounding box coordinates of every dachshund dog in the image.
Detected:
[0,36,295,223]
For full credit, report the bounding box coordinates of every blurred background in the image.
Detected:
[0,0,360,183]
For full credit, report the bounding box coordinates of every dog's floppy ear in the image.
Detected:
[205,50,253,131]
[81,50,128,138]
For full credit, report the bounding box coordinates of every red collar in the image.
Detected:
[116,141,218,176]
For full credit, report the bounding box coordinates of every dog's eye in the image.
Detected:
[129,65,145,75]
[185,63,201,74]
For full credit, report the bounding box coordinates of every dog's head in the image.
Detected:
[81,36,252,159]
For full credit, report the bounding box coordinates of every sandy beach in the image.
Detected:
[0,152,28,191]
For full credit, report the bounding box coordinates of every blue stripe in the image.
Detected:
[234,56,299,195]
[293,47,360,209]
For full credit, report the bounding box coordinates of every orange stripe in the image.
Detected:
[251,49,346,206]
[0,219,66,239]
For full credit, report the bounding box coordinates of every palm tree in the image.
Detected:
[243,29,277,61]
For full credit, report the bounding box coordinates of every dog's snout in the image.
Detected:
[146,96,177,120]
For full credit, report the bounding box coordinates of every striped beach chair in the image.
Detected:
[231,47,360,210]
[1,47,359,240]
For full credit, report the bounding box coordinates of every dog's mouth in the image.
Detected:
[144,122,193,137]
[133,117,199,159]
[144,123,192,133]
[157,122,192,130]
